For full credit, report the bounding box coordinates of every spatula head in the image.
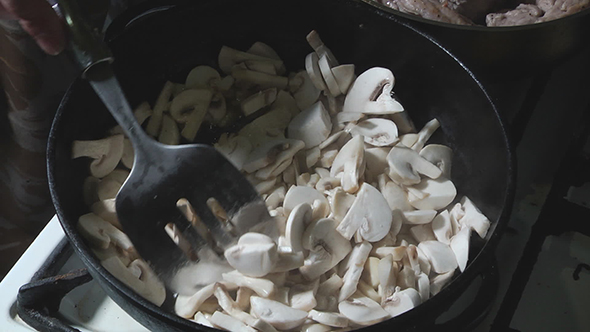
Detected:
[115,142,275,295]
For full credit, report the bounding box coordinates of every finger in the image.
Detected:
[0,0,66,55]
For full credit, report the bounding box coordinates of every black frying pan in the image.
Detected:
[47,0,515,330]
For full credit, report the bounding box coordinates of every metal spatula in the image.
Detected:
[58,0,275,295]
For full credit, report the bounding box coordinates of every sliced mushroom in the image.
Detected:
[273,90,301,117]
[432,210,453,244]
[387,146,442,186]
[380,181,415,212]
[407,177,457,211]
[382,287,421,318]
[289,279,319,312]
[410,224,436,243]
[305,52,328,91]
[71,134,124,178]
[146,81,174,137]
[214,134,253,171]
[288,101,332,149]
[243,139,303,174]
[308,310,349,328]
[450,226,471,272]
[90,198,120,229]
[185,65,221,89]
[299,218,352,280]
[158,114,180,145]
[285,203,313,252]
[430,270,454,296]
[417,240,458,274]
[232,68,289,90]
[241,88,278,116]
[349,118,399,147]
[318,54,341,97]
[339,241,372,301]
[343,67,403,114]
[224,233,278,277]
[330,135,365,193]
[102,257,166,306]
[378,254,398,300]
[219,45,285,75]
[362,256,381,289]
[329,187,356,223]
[271,250,304,272]
[331,64,355,95]
[283,185,330,219]
[222,270,276,298]
[209,311,257,332]
[458,196,491,239]
[365,147,390,177]
[411,118,440,151]
[336,183,393,242]
[338,296,390,326]
[292,70,321,110]
[238,107,292,148]
[389,111,416,134]
[419,144,453,178]
[250,296,308,330]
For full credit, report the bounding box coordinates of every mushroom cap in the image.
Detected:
[343,67,403,114]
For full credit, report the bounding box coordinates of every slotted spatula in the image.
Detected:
[58,0,275,295]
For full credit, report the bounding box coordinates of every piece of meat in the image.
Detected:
[539,0,590,21]
[379,0,474,25]
[486,3,544,26]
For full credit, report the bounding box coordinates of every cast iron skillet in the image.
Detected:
[362,0,590,81]
[47,0,515,330]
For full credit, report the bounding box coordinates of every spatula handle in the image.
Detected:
[56,0,114,77]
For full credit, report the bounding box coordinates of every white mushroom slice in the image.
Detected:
[78,213,134,254]
[101,257,166,306]
[133,101,152,126]
[378,254,398,300]
[459,196,491,238]
[285,203,313,252]
[90,198,121,229]
[247,41,281,60]
[305,52,328,91]
[318,273,343,296]
[240,88,278,116]
[406,244,422,275]
[209,311,257,332]
[410,224,436,243]
[382,287,421,318]
[396,264,416,290]
[214,284,278,332]
[218,45,285,75]
[306,31,338,66]
[419,144,453,178]
[299,218,352,280]
[96,178,122,201]
[415,246,432,276]
[338,296,390,326]
[222,270,276,298]
[381,181,415,212]
[402,210,437,225]
[432,210,453,244]
[169,88,213,123]
[339,241,372,301]
[350,118,399,147]
[337,183,392,242]
[318,148,338,168]
[358,279,381,303]
[175,283,216,318]
[283,186,330,218]
[290,279,319,311]
[185,65,221,89]
[365,148,390,178]
[146,81,174,137]
[318,54,341,96]
[287,101,332,148]
[250,296,308,330]
[450,226,471,272]
[215,75,234,92]
[232,68,289,90]
[265,186,286,210]
[224,233,278,278]
[448,202,464,235]
[308,310,349,328]
[238,107,291,148]
[71,135,124,178]
[417,241,458,274]
[329,188,356,223]
[236,287,254,311]
[271,250,304,272]
[343,67,403,114]
[430,270,454,296]
[387,146,442,186]
[408,177,457,211]
[292,70,321,110]
[194,312,214,327]
[330,135,365,193]
[411,118,440,151]
[254,177,278,195]
[398,133,419,148]
[301,323,332,332]
[331,64,355,94]
[244,60,278,75]
[416,272,430,302]
[362,256,381,289]
[158,114,180,145]
[215,135,253,171]
[315,176,340,192]
[306,147,321,169]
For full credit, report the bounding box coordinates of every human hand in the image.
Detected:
[0,0,65,55]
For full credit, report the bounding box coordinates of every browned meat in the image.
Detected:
[378,0,474,25]
[486,3,544,25]
[486,0,589,26]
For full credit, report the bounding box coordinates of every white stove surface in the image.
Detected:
[0,216,148,332]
